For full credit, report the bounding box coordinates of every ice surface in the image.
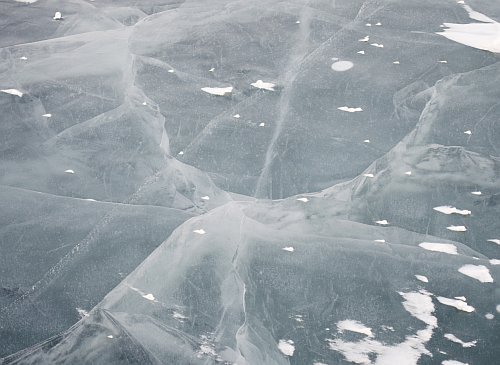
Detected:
[1,0,499,364]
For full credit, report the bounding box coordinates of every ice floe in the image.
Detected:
[278,339,295,356]
[201,86,233,96]
[433,206,471,216]
[419,242,457,255]
[485,313,494,319]
[490,259,500,265]
[487,239,500,245]
[458,264,493,283]
[444,333,477,348]
[437,296,475,312]
[251,80,275,91]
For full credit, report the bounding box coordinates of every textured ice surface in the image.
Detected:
[1,0,499,364]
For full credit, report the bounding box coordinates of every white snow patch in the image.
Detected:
[489,259,500,265]
[282,246,295,252]
[419,242,457,255]
[53,12,62,20]
[107,335,114,338]
[439,60,448,64]
[1,89,23,97]
[42,113,52,118]
[374,239,386,243]
[359,36,370,42]
[233,114,240,118]
[76,308,89,318]
[438,4,500,53]
[405,171,412,176]
[363,173,374,178]
[415,275,428,283]
[208,68,215,72]
[64,169,75,174]
[363,139,370,143]
[259,122,265,127]
[251,80,275,91]
[447,225,467,232]
[142,293,155,301]
[370,43,384,48]
[444,333,477,348]
[331,61,354,71]
[375,22,382,26]
[366,23,372,27]
[173,311,187,320]
[337,320,373,337]
[393,61,400,64]
[201,196,210,201]
[463,130,472,135]
[376,220,389,225]
[458,264,493,283]
[433,206,471,216]
[437,297,475,312]
[338,106,363,113]
[178,151,184,155]
[193,229,206,235]
[357,50,365,54]
[20,56,28,60]
[485,313,494,319]
[328,291,436,365]
[471,191,482,195]
[278,339,295,356]
[168,69,174,73]
[201,86,233,96]
[297,197,309,202]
